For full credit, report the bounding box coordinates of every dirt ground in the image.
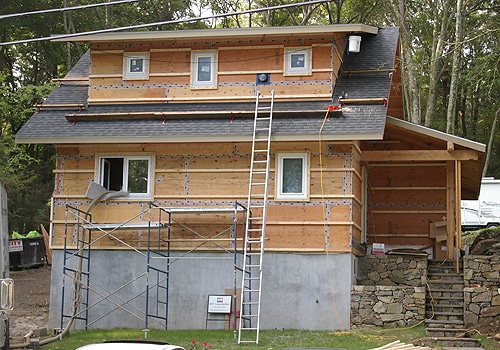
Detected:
[6,264,500,346]
[9,265,51,343]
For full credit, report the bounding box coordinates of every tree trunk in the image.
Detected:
[424,0,451,127]
[390,0,421,124]
[483,107,500,177]
[446,0,463,134]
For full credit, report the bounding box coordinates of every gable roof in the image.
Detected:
[16,26,399,144]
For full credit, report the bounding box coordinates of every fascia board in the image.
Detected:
[15,132,384,145]
[386,116,485,152]
[53,24,378,43]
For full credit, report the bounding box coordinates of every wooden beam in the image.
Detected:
[362,150,479,162]
[446,161,455,259]
[455,160,462,272]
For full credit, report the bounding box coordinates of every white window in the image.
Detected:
[284,47,312,76]
[191,51,217,88]
[276,153,309,201]
[98,156,152,198]
[124,53,149,79]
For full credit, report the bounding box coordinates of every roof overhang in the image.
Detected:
[52,24,378,43]
[386,116,485,152]
[17,132,385,145]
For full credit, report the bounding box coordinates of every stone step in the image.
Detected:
[426,327,469,338]
[427,275,464,283]
[425,310,464,317]
[427,288,464,294]
[426,303,464,310]
[427,295,463,301]
[425,319,464,326]
[428,336,481,348]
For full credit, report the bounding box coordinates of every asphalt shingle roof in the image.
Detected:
[16,27,399,144]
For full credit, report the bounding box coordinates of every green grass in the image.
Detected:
[40,326,430,350]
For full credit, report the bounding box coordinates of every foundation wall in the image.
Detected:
[49,250,353,331]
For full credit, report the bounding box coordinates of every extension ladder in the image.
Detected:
[238,90,274,345]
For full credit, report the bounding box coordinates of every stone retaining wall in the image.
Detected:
[463,255,500,287]
[357,254,427,286]
[463,255,500,326]
[351,286,426,327]
[464,286,500,326]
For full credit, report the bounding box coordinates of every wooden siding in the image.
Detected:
[88,35,346,104]
[366,163,447,246]
[52,141,361,253]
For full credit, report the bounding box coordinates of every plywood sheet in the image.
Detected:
[219,48,281,72]
[91,53,122,75]
[89,87,166,101]
[150,51,190,74]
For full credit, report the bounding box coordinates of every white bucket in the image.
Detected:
[348,35,362,53]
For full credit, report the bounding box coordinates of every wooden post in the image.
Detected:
[455,160,462,273]
[446,161,455,260]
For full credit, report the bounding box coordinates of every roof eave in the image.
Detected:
[386,116,486,152]
[52,24,379,43]
[15,132,384,145]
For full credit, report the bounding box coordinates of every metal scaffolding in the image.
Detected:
[61,201,247,333]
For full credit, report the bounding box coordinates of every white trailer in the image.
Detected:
[462,177,500,231]
[0,180,13,350]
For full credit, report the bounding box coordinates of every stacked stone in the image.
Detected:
[351,286,426,327]
[357,254,427,287]
[464,287,500,326]
[464,255,500,287]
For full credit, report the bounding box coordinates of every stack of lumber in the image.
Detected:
[370,340,431,350]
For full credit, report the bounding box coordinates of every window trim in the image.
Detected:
[191,50,218,89]
[284,47,312,76]
[97,155,153,199]
[276,153,309,201]
[123,52,150,80]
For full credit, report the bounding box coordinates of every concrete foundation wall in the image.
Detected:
[49,250,352,331]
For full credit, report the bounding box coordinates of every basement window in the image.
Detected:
[191,51,217,89]
[284,47,312,76]
[124,52,149,80]
[98,156,152,197]
[276,153,309,201]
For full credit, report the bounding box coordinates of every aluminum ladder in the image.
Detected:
[238,90,274,345]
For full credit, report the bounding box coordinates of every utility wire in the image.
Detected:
[0,0,142,20]
[0,0,332,46]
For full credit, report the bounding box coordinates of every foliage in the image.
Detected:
[39,327,429,350]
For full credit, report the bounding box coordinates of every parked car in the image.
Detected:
[76,340,185,350]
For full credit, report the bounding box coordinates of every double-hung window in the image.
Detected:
[124,52,149,80]
[191,51,217,88]
[98,156,152,198]
[284,47,312,76]
[276,153,309,201]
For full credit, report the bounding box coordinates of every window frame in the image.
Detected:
[97,155,153,199]
[123,52,150,80]
[284,47,312,76]
[191,50,218,89]
[275,153,310,201]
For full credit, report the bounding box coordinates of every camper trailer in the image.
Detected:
[462,178,500,231]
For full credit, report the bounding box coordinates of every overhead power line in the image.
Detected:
[0,0,142,20]
[0,0,332,47]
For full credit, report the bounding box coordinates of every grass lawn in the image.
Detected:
[40,326,431,350]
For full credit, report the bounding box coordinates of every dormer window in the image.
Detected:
[284,47,312,76]
[124,52,149,80]
[191,51,217,89]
